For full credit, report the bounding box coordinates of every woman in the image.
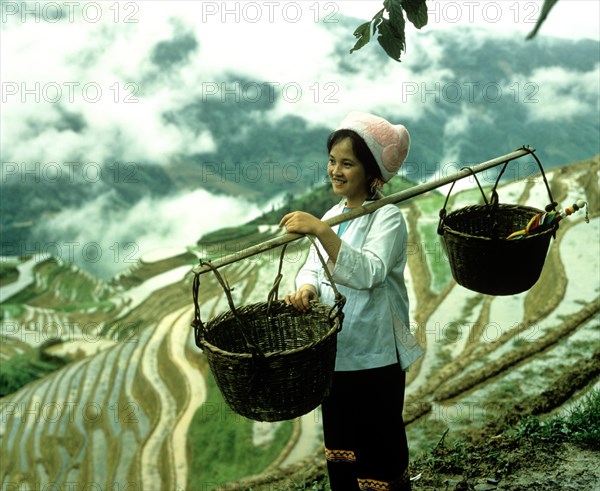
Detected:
[279,112,424,490]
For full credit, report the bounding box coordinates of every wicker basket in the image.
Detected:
[437,149,558,296]
[191,239,345,422]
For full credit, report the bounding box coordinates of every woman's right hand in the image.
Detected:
[284,286,317,312]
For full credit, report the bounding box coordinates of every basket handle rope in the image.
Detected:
[306,235,346,328]
[191,235,347,362]
[437,147,557,237]
[491,146,557,212]
[488,147,557,237]
[191,273,203,346]
[266,243,288,315]
[192,261,267,363]
[266,235,345,329]
[438,166,487,235]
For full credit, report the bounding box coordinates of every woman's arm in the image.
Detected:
[278,211,341,263]
[279,211,340,311]
[331,206,406,290]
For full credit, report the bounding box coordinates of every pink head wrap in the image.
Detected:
[337,111,411,182]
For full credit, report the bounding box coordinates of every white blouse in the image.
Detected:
[296,200,424,371]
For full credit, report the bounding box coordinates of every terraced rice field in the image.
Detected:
[1,158,598,490]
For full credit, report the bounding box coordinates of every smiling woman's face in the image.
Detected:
[327,137,369,208]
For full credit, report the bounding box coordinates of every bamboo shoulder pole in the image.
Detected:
[192,146,535,275]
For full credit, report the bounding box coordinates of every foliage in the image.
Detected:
[0,342,69,397]
[515,389,600,450]
[526,0,560,40]
[0,262,19,287]
[187,369,294,488]
[417,219,452,293]
[198,224,260,244]
[350,0,426,62]
[352,0,561,62]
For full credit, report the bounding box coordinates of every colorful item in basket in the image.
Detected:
[506,200,589,240]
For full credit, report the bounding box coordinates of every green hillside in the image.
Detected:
[1,156,598,490]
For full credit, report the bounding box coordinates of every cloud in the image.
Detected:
[3,1,597,169]
[30,187,273,278]
[1,3,217,167]
[522,64,600,123]
[2,0,599,278]
[439,106,494,165]
[0,1,460,155]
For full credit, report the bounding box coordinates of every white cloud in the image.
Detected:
[440,105,494,165]
[31,187,271,278]
[1,3,217,167]
[2,0,598,278]
[3,0,597,168]
[523,64,600,122]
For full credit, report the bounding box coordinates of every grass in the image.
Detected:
[513,388,600,450]
[408,414,455,456]
[0,341,70,396]
[285,480,331,490]
[414,192,447,217]
[433,348,453,370]
[247,482,331,491]
[199,225,261,244]
[0,261,19,287]
[5,257,111,308]
[407,387,600,488]
[248,479,331,491]
[485,381,526,408]
[0,304,25,320]
[187,369,294,490]
[52,300,116,313]
[417,221,452,293]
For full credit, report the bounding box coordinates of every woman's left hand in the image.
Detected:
[278,211,324,235]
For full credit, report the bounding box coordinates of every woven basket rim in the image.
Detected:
[441,203,558,241]
[199,300,340,359]
[446,202,543,212]
[441,224,556,241]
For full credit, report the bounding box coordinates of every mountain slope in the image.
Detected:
[0,155,598,490]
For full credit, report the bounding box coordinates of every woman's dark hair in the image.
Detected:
[327,129,382,194]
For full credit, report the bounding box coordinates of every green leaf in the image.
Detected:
[526,0,560,40]
[402,0,428,29]
[377,17,405,62]
[384,0,406,37]
[371,8,386,34]
[350,21,372,54]
[349,5,408,61]
[384,0,404,23]
[349,8,385,55]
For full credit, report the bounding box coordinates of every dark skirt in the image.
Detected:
[321,363,412,491]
